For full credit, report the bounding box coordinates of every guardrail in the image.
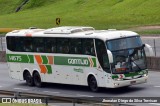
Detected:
[0,90,114,106]
[142,37,160,57]
[0,35,5,51]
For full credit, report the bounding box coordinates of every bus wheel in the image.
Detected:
[33,72,42,87]
[25,71,34,86]
[88,76,99,92]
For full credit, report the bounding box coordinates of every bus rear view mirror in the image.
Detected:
[142,44,145,48]
[107,50,113,63]
[145,44,154,56]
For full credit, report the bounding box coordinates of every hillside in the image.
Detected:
[0,0,22,15]
[0,0,160,30]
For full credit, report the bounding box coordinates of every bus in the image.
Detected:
[6,26,153,91]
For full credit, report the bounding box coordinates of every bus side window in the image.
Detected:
[45,38,56,53]
[95,39,110,72]
[6,36,16,51]
[70,38,82,54]
[23,38,33,52]
[82,39,95,56]
[33,37,44,52]
[57,38,69,54]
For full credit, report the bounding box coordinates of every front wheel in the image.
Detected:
[88,76,99,92]
[33,72,42,87]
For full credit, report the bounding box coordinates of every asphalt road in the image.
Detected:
[0,63,160,106]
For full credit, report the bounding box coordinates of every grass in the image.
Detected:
[0,0,160,31]
[0,0,22,15]
[137,29,160,35]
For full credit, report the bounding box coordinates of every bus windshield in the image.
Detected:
[106,36,147,74]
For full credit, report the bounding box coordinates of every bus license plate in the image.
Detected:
[130,81,136,84]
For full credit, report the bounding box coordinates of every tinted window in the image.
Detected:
[107,36,142,51]
[7,37,96,56]
[6,37,15,51]
[70,38,82,54]
[57,38,69,54]
[82,39,95,56]
[23,37,33,52]
[45,38,56,53]
[33,37,44,52]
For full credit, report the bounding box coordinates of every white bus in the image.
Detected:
[6,26,153,91]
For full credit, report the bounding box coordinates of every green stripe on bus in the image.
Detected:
[7,54,31,63]
[112,75,118,79]
[46,65,52,74]
[41,56,48,64]
[92,58,97,67]
[124,72,139,77]
[28,55,34,63]
[112,70,147,79]
[6,54,97,67]
[54,56,96,67]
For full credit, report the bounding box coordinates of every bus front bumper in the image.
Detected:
[112,75,148,88]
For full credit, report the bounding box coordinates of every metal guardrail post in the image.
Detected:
[153,39,156,57]
[0,36,3,51]
[73,99,76,106]
[45,97,48,106]
[14,92,20,99]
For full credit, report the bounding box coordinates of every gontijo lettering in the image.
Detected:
[68,59,88,65]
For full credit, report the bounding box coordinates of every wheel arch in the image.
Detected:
[32,70,39,76]
[87,73,99,87]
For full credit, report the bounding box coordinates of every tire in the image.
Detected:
[88,76,99,92]
[33,72,42,87]
[25,71,34,86]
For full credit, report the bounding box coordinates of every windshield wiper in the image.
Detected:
[128,55,142,71]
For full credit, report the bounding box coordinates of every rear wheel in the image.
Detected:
[33,72,42,87]
[88,76,99,92]
[25,71,34,86]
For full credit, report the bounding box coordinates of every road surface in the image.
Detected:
[0,63,160,106]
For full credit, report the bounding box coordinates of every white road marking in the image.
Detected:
[43,91,60,94]
[154,86,160,88]
[77,94,94,97]
[14,88,29,91]
[149,103,160,105]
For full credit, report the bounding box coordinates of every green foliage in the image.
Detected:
[0,0,160,30]
[23,0,60,9]
[0,0,22,14]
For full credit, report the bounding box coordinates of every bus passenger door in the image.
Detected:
[95,39,111,87]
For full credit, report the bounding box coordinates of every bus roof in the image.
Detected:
[6,26,139,41]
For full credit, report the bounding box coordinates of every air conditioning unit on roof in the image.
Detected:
[44,26,94,34]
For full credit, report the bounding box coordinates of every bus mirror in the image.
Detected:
[107,50,113,63]
[142,44,145,48]
[145,44,154,56]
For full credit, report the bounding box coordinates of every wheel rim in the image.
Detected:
[26,73,31,84]
[34,73,41,86]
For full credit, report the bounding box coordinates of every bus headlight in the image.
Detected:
[143,74,147,77]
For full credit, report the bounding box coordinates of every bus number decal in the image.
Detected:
[9,56,22,62]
